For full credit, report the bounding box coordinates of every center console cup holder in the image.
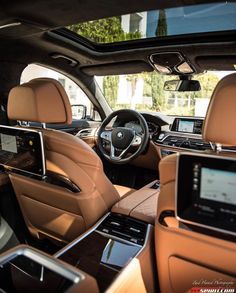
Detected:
[0,244,87,293]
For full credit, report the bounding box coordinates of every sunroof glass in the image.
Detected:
[67,1,236,44]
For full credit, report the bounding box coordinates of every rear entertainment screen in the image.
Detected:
[200,167,236,205]
[0,126,45,176]
[176,153,236,236]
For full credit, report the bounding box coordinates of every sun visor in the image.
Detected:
[196,56,236,71]
[0,22,45,39]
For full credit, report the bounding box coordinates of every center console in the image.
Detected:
[55,212,156,292]
[48,181,159,292]
[0,211,155,293]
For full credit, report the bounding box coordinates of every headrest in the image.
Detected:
[8,78,72,124]
[203,73,236,145]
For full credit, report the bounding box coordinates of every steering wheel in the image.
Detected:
[97,109,149,164]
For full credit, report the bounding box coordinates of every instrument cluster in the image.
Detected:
[125,120,161,138]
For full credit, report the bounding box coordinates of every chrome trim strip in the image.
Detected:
[175,152,236,237]
[157,132,204,143]
[134,224,152,258]
[76,127,97,138]
[95,230,142,248]
[166,130,202,138]
[175,215,236,237]
[155,143,212,154]
[0,245,83,283]
[221,148,236,154]
[154,131,214,154]
[0,22,21,30]
[0,125,46,177]
[39,130,46,176]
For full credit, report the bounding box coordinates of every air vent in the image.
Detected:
[158,135,211,151]
[159,135,185,147]
[76,128,96,138]
[97,213,147,245]
[189,139,211,150]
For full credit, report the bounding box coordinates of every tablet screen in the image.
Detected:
[0,126,45,176]
[176,153,236,236]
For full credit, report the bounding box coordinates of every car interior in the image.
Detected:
[0,0,235,292]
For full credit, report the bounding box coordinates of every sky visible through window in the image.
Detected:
[67,2,236,44]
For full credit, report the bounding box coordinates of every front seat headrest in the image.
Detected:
[8,78,72,124]
[203,73,236,146]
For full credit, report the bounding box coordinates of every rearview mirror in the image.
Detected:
[164,79,201,92]
[71,104,87,119]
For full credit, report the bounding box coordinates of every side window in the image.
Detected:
[21,64,93,120]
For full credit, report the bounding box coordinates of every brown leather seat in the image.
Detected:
[7,78,134,243]
[155,73,236,293]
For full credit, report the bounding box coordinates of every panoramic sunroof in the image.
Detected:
[67,1,236,44]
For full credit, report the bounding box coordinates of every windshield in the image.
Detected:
[96,71,233,117]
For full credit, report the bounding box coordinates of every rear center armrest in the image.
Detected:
[112,180,159,224]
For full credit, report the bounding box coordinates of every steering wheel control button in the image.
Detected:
[132,136,142,146]
[100,131,111,141]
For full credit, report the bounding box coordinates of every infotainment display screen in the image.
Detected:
[171,118,203,134]
[176,153,236,236]
[0,126,45,176]
[178,120,194,133]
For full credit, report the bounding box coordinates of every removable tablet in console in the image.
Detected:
[0,126,45,176]
[176,153,236,236]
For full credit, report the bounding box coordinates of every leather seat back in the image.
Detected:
[155,73,236,293]
[7,78,120,242]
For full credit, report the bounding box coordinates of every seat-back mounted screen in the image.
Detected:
[0,126,45,176]
[176,153,236,236]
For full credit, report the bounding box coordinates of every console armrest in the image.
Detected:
[112,180,159,224]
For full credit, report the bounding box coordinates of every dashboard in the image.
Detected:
[104,112,235,162]
[121,114,214,157]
